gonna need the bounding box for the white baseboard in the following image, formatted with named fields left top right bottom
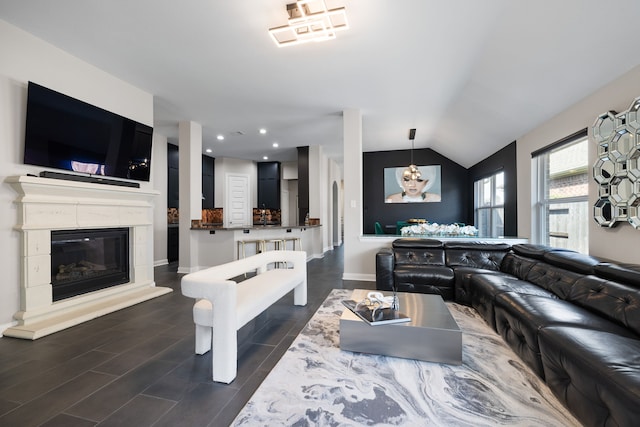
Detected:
left=342, top=273, right=375, bottom=281
left=154, top=259, right=169, bottom=267
left=0, top=320, right=17, bottom=338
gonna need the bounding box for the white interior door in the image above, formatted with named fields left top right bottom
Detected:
left=226, top=173, right=250, bottom=227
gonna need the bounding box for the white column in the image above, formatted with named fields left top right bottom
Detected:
left=152, top=132, right=169, bottom=266
left=342, top=109, right=363, bottom=279
left=178, top=121, right=203, bottom=273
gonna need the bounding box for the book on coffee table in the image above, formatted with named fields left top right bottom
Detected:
left=342, top=300, right=411, bottom=326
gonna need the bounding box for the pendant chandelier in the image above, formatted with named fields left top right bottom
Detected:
left=404, top=128, right=421, bottom=181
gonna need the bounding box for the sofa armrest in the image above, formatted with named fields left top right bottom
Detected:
left=376, top=248, right=395, bottom=291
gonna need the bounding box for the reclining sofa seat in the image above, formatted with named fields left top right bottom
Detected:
left=375, top=238, right=640, bottom=427
left=376, top=238, right=511, bottom=301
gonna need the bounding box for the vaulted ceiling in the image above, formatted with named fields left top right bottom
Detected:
left=2, top=0, right=640, bottom=167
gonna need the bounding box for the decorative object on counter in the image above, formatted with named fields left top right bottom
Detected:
left=592, top=96, right=640, bottom=229
left=202, top=207, right=223, bottom=225
left=308, top=218, right=320, bottom=225
left=167, top=207, right=179, bottom=224
left=253, top=208, right=281, bottom=225
left=401, top=222, right=478, bottom=237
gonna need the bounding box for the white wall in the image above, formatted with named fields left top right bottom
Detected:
left=152, top=133, right=168, bottom=266
left=308, top=146, right=342, bottom=255
left=517, top=64, right=640, bottom=264
left=0, top=20, right=154, bottom=332
left=214, top=157, right=258, bottom=210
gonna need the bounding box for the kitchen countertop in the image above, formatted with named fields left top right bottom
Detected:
left=190, top=224, right=321, bottom=231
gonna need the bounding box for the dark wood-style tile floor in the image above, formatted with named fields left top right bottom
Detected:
left=0, top=245, right=374, bottom=427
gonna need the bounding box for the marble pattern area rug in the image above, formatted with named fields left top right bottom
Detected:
left=232, top=289, right=581, bottom=426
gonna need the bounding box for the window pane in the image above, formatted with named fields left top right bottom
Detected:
left=546, top=200, right=589, bottom=253
left=477, top=208, right=491, bottom=237
left=492, top=207, right=504, bottom=237
left=482, top=178, right=491, bottom=206
left=534, top=135, right=589, bottom=253
left=474, top=171, right=505, bottom=237
left=548, top=140, right=588, bottom=200
left=495, top=172, right=504, bottom=206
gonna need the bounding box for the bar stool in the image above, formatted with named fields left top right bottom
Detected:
left=282, top=237, right=302, bottom=251
left=237, top=239, right=265, bottom=277
left=237, top=239, right=265, bottom=260
left=262, top=238, right=285, bottom=252
left=263, top=238, right=286, bottom=268
left=281, top=237, right=302, bottom=268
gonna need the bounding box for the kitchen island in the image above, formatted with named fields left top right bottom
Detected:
left=184, top=224, right=323, bottom=272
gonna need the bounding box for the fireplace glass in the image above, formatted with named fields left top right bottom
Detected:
left=51, top=228, right=130, bottom=301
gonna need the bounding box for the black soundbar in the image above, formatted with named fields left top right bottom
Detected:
left=39, top=171, right=140, bottom=188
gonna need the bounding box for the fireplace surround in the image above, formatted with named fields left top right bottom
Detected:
left=5, top=175, right=172, bottom=339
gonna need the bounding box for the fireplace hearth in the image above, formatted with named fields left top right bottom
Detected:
left=5, top=175, right=172, bottom=340
left=51, top=228, right=129, bottom=301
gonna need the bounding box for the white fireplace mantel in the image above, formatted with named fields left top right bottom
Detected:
left=4, top=175, right=172, bottom=339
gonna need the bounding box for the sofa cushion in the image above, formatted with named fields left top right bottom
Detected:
left=525, top=262, right=583, bottom=299
left=511, top=243, right=565, bottom=259
left=393, top=237, right=446, bottom=266
left=494, top=293, right=636, bottom=378
left=375, top=248, right=394, bottom=291
left=394, top=265, right=454, bottom=299
left=542, top=251, right=601, bottom=275
left=394, top=247, right=446, bottom=266
left=594, top=262, right=640, bottom=288
left=444, top=241, right=510, bottom=270
left=469, top=274, right=556, bottom=330
left=539, top=326, right=640, bottom=427
left=568, top=275, right=640, bottom=336
left=453, top=267, right=510, bottom=306
left=392, top=238, right=443, bottom=249
left=499, top=253, right=539, bottom=280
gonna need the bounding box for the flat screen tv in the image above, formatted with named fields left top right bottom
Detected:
left=24, top=81, right=153, bottom=182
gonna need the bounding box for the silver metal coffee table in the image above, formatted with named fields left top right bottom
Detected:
left=340, top=289, right=462, bottom=364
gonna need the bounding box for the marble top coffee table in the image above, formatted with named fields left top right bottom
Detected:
left=340, top=289, right=462, bottom=364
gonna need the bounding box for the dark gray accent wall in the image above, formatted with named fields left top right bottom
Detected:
left=363, top=148, right=470, bottom=234
left=297, top=146, right=309, bottom=225
left=468, top=141, right=517, bottom=236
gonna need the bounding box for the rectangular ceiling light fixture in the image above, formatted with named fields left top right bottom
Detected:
left=268, top=0, right=349, bottom=47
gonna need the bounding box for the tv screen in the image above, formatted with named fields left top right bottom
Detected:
left=24, top=82, right=153, bottom=182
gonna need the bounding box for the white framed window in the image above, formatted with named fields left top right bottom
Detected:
left=474, top=171, right=504, bottom=237
left=533, top=130, right=589, bottom=253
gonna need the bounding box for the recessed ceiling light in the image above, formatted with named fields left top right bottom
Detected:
left=259, top=128, right=267, bottom=134
left=217, top=134, right=224, bottom=141
left=205, top=148, right=212, bottom=153
left=272, top=142, right=279, bottom=148
left=263, top=156, right=269, bottom=160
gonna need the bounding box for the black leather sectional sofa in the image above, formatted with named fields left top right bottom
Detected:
left=376, top=238, right=640, bottom=427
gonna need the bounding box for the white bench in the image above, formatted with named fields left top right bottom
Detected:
left=181, top=250, right=307, bottom=383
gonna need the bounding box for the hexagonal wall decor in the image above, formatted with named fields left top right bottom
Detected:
left=593, top=99, right=640, bottom=229
left=593, top=197, right=616, bottom=227
left=628, top=147, right=640, bottom=180
left=628, top=205, right=640, bottom=228
left=610, top=128, right=637, bottom=162
left=593, top=111, right=617, bottom=143
left=626, top=97, right=640, bottom=131
left=593, top=156, right=615, bottom=184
